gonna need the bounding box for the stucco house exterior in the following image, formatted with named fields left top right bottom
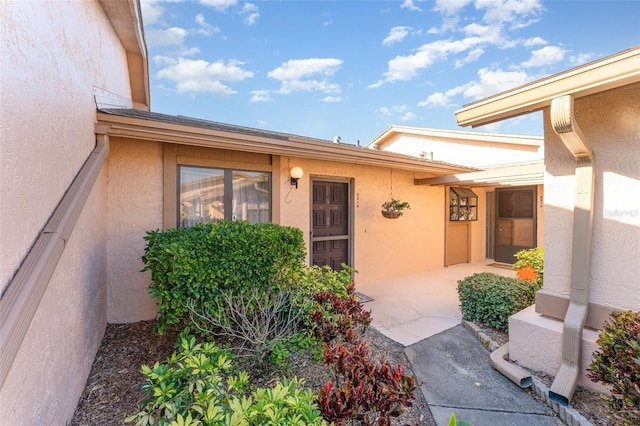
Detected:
left=368, top=126, right=545, bottom=266
left=455, top=47, right=640, bottom=402
left=3, top=0, right=636, bottom=422
left=1, top=1, right=478, bottom=422
left=0, top=1, right=149, bottom=423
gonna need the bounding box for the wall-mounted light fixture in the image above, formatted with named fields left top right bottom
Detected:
left=290, top=166, right=304, bottom=189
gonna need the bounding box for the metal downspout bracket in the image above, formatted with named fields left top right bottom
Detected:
left=548, top=95, right=595, bottom=406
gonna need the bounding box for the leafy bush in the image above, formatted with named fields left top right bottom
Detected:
left=125, top=331, right=327, bottom=426
left=142, top=221, right=306, bottom=333
left=587, top=310, right=640, bottom=425
left=457, top=272, right=539, bottom=331
left=513, top=247, right=544, bottom=288
left=319, top=340, right=417, bottom=426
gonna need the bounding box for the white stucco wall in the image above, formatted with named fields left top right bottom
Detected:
left=0, top=169, right=109, bottom=423
left=107, top=138, right=163, bottom=322
left=510, top=82, right=640, bottom=392
left=0, top=1, right=133, bottom=423
left=543, top=83, right=640, bottom=309
left=380, top=135, right=542, bottom=168
left=1, top=0, right=131, bottom=290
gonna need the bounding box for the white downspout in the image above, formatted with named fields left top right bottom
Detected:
left=548, top=94, right=595, bottom=406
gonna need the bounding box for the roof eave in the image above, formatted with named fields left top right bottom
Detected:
left=98, top=0, right=150, bottom=110
left=455, top=47, right=640, bottom=128
left=95, top=112, right=476, bottom=175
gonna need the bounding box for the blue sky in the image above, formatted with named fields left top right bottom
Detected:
left=141, top=0, right=640, bottom=145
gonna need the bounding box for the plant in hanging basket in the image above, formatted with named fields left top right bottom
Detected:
left=381, top=198, right=410, bottom=219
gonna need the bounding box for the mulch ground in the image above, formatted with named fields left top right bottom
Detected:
left=70, top=321, right=433, bottom=425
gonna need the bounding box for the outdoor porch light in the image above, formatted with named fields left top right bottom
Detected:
left=290, top=166, right=304, bottom=188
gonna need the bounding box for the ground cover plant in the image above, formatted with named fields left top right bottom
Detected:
left=457, top=272, right=540, bottom=331
left=587, top=309, right=640, bottom=425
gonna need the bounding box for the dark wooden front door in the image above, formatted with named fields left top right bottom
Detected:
left=311, top=181, right=350, bottom=271
left=495, top=187, right=537, bottom=264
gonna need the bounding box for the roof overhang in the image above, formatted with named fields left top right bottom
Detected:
left=415, top=161, right=544, bottom=187
left=369, top=124, right=542, bottom=151
left=96, top=110, right=475, bottom=176
left=98, top=0, right=149, bottom=110
left=455, top=47, right=640, bottom=128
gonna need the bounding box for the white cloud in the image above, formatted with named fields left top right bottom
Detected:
left=418, top=92, right=450, bottom=108
left=401, top=0, right=422, bottom=12
left=199, top=0, right=237, bottom=11
left=400, top=112, right=416, bottom=121
left=521, top=45, right=565, bottom=68
left=462, top=67, right=531, bottom=100
left=569, top=52, right=593, bottom=66
left=523, top=36, right=547, bottom=46
left=195, top=14, right=220, bottom=35
left=383, top=26, right=411, bottom=46
left=269, top=58, right=342, bottom=81
left=266, top=58, right=343, bottom=96
left=241, top=3, right=259, bottom=25
left=323, top=96, right=343, bottom=103
left=279, top=80, right=340, bottom=95
left=155, top=56, right=254, bottom=95
left=378, top=107, right=392, bottom=116
left=476, top=0, right=544, bottom=25
left=454, top=47, right=484, bottom=67
left=370, top=37, right=483, bottom=87
left=250, top=90, right=271, bottom=102
left=146, top=27, right=187, bottom=47
left=434, top=0, right=472, bottom=16
left=140, top=0, right=163, bottom=26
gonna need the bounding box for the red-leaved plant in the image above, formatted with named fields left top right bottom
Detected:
left=311, top=284, right=416, bottom=425
left=311, top=283, right=372, bottom=344
left=319, top=341, right=417, bottom=426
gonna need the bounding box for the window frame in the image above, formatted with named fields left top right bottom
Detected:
left=163, top=144, right=276, bottom=229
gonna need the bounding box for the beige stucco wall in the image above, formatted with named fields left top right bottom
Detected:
left=278, top=157, right=446, bottom=284
left=0, top=1, right=133, bottom=423
left=510, top=82, right=640, bottom=391
left=107, top=138, right=164, bottom=322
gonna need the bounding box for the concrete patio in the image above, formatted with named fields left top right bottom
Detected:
left=356, top=262, right=516, bottom=346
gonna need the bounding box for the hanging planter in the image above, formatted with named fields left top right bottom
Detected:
left=381, top=198, right=410, bottom=219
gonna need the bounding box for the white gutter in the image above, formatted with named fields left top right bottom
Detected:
left=0, top=134, right=109, bottom=388
left=548, top=95, right=595, bottom=406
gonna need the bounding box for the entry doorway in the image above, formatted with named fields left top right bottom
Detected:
left=311, top=180, right=351, bottom=270
left=494, top=187, right=537, bottom=264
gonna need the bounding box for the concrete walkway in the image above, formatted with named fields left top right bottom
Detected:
left=356, top=263, right=564, bottom=426
left=358, top=262, right=515, bottom=346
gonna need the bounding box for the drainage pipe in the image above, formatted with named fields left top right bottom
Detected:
left=0, top=134, right=110, bottom=388
left=490, top=343, right=532, bottom=388
left=548, top=94, right=595, bottom=406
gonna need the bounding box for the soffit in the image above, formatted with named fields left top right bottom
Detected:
left=415, top=162, right=544, bottom=187
left=369, top=124, right=542, bottom=151
left=455, top=47, right=640, bottom=127
left=96, top=109, right=476, bottom=175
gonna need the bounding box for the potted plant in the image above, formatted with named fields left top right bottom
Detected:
left=381, top=198, right=410, bottom=219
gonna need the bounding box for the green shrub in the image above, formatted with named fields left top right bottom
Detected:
left=125, top=332, right=327, bottom=426
left=587, top=310, right=640, bottom=425
left=142, top=221, right=306, bottom=333
left=513, top=247, right=544, bottom=288
left=457, top=272, right=538, bottom=331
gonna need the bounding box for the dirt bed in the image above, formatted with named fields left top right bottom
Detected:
left=70, top=321, right=433, bottom=425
